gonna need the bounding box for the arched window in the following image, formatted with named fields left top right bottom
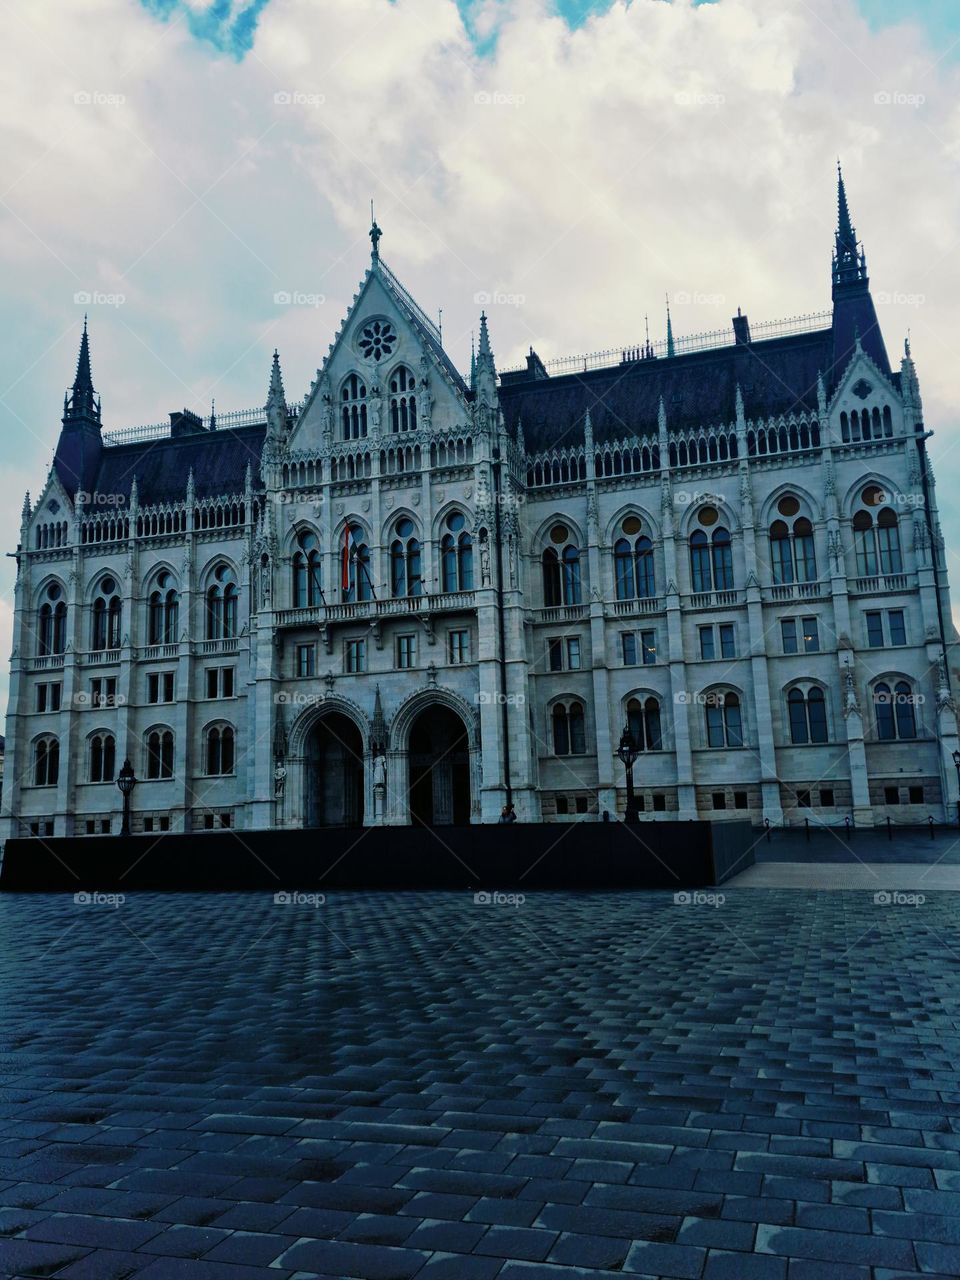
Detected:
left=768, top=497, right=817, bottom=585
left=91, top=577, right=122, bottom=651
left=148, top=571, right=179, bottom=644
left=146, top=729, right=174, bottom=780
left=205, top=725, right=235, bottom=776
left=552, top=701, right=586, bottom=756
left=89, top=732, right=116, bottom=783
left=787, top=687, right=828, bottom=745
left=390, top=518, right=423, bottom=598
left=38, top=583, right=67, bottom=656
left=292, top=530, right=322, bottom=607
left=626, top=696, right=663, bottom=751
left=541, top=524, right=581, bottom=605
left=705, top=691, right=743, bottom=748
left=874, top=681, right=918, bottom=741
left=343, top=525, right=372, bottom=602
left=853, top=487, right=902, bottom=578
left=613, top=517, right=656, bottom=600
left=712, top=527, right=733, bottom=590
left=440, top=511, right=473, bottom=593
left=34, top=736, right=59, bottom=786
left=689, top=507, right=734, bottom=593
left=206, top=565, right=238, bottom=639
left=389, top=366, right=418, bottom=433
left=341, top=373, right=367, bottom=440
left=689, top=530, right=711, bottom=594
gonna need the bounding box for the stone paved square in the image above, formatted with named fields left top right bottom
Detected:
left=1, top=884, right=960, bottom=1277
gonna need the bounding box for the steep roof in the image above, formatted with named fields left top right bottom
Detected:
left=94, top=425, right=264, bottom=506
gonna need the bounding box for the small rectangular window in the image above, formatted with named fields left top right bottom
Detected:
left=641, top=630, right=656, bottom=665
left=556, top=795, right=569, bottom=815
left=159, top=815, right=170, bottom=832
left=575, top=796, right=588, bottom=814
left=802, top=617, right=820, bottom=653
left=36, top=684, right=47, bottom=713
left=635, top=793, right=645, bottom=812
left=85, top=819, right=95, bottom=834
left=797, top=790, right=811, bottom=808
left=144, top=816, right=155, bottom=832
left=396, top=634, right=417, bottom=670
left=204, top=813, right=215, bottom=830
left=653, top=793, right=666, bottom=811
left=297, top=644, right=316, bottom=678
left=888, top=609, right=907, bottom=647
left=345, top=639, right=366, bottom=674
left=206, top=668, right=219, bottom=699
left=884, top=786, right=900, bottom=805
left=734, top=791, right=748, bottom=810
left=448, top=630, right=469, bottom=664
left=699, top=627, right=716, bottom=660
left=566, top=637, right=582, bottom=670
left=819, top=788, right=835, bottom=807
left=100, top=819, right=110, bottom=834
left=162, top=672, right=174, bottom=702
left=547, top=637, right=564, bottom=672
left=712, top=792, right=726, bottom=810
left=719, top=624, right=736, bottom=660
left=147, top=673, right=159, bottom=704
left=220, top=813, right=232, bottom=829
left=781, top=618, right=798, bottom=654
left=866, top=611, right=884, bottom=648
left=222, top=667, right=234, bottom=698
left=621, top=633, right=638, bottom=666
left=51, top=683, right=62, bottom=711
left=908, top=785, right=923, bottom=804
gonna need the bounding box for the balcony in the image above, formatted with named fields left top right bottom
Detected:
left=196, top=638, right=241, bottom=655
left=687, top=590, right=740, bottom=610
left=273, top=592, right=477, bottom=630
left=766, top=581, right=825, bottom=603
left=852, top=574, right=909, bottom=595
left=80, top=648, right=122, bottom=666
left=140, top=643, right=180, bottom=661
left=28, top=654, right=65, bottom=671
left=608, top=596, right=664, bottom=618
left=533, top=604, right=588, bottom=625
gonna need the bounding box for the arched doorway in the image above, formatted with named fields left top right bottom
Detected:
left=408, top=705, right=471, bottom=827
left=305, top=713, right=364, bottom=827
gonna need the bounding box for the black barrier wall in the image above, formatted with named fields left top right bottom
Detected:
left=0, top=821, right=754, bottom=892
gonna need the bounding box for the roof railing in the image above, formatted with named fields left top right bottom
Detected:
left=103, top=400, right=304, bottom=447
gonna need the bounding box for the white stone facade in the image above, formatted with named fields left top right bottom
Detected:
left=4, top=187, right=959, bottom=837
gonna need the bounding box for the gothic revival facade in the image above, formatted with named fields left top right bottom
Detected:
left=4, top=172, right=958, bottom=837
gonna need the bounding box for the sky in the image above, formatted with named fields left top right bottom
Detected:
left=1, top=0, right=959, bottom=715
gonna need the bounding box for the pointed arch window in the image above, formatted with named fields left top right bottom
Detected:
left=769, top=504, right=817, bottom=586
left=148, top=571, right=179, bottom=644
left=614, top=517, right=655, bottom=599
left=874, top=681, right=917, bottom=741
left=292, top=530, right=323, bottom=607
left=146, top=728, right=174, bottom=780
left=854, top=488, right=902, bottom=578
left=89, top=732, right=116, bottom=783
left=343, top=525, right=373, bottom=602
left=92, top=577, right=121, bottom=651
left=542, top=524, right=581, bottom=606
left=787, top=687, right=828, bottom=745
left=206, top=565, right=238, bottom=639
left=341, top=373, right=367, bottom=440
left=205, top=725, right=236, bottom=776
left=389, top=366, right=418, bottom=433
left=553, top=700, right=586, bottom=756
left=38, top=583, right=67, bottom=656
left=390, top=517, right=423, bottom=598
left=441, top=511, right=473, bottom=592
left=705, top=691, right=743, bottom=748
left=34, top=736, right=59, bottom=786
left=626, top=696, right=662, bottom=751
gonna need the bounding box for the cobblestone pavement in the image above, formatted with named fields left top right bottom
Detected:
left=1, top=887, right=960, bottom=1278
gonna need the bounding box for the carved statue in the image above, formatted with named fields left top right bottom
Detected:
left=274, top=763, right=287, bottom=798
left=479, top=536, right=492, bottom=587
left=373, top=753, right=387, bottom=790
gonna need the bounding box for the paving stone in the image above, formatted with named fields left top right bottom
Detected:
left=704, top=1250, right=787, bottom=1278
left=622, top=1238, right=708, bottom=1276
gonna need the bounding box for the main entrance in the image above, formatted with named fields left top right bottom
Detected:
left=304, top=713, right=364, bottom=827
left=408, top=705, right=471, bottom=827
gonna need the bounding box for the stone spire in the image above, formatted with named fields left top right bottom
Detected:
left=64, top=316, right=100, bottom=426
left=470, top=332, right=477, bottom=393
left=475, top=311, right=497, bottom=405
left=665, top=294, right=675, bottom=358
left=265, top=349, right=287, bottom=438
left=371, top=685, right=388, bottom=753
left=833, top=161, right=867, bottom=293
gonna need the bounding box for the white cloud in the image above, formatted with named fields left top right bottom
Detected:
left=0, top=0, right=959, bottom=713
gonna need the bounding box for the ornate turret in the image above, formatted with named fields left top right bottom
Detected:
left=833, top=162, right=867, bottom=294
left=665, top=294, right=676, bottom=358
left=475, top=311, right=497, bottom=406
left=265, top=349, right=287, bottom=439
left=54, top=317, right=103, bottom=498
left=830, top=164, right=890, bottom=379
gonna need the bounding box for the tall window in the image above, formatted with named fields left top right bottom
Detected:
left=205, top=725, right=235, bottom=776
left=146, top=729, right=175, bottom=780
left=34, top=736, right=59, bottom=786
left=613, top=516, right=656, bottom=600
left=440, top=511, right=473, bottom=593
left=292, top=529, right=323, bottom=607
left=874, top=681, right=918, bottom=741
left=206, top=565, right=238, bottom=639
left=853, top=487, right=902, bottom=577
left=705, top=692, right=743, bottom=748
left=787, top=687, right=828, bottom=745
left=542, top=524, right=582, bottom=606
left=343, top=526, right=372, bottom=602
left=626, top=696, right=662, bottom=751
left=389, top=365, right=418, bottom=433
left=38, top=583, right=67, bottom=656
left=341, top=373, right=367, bottom=440
left=390, top=518, right=423, bottom=598
left=689, top=509, right=734, bottom=593
left=552, top=700, right=586, bottom=756
left=768, top=496, right=817, bottom=585
left=89, top=732, right=116, bottom=783
left=148, top=571, right=180, bottom=645
left=91, top=577, right=122, bottom=651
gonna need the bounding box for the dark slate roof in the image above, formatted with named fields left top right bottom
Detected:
left=499, top=307, right=895, bottom=454
left=94, top=425, right=265, bottom=505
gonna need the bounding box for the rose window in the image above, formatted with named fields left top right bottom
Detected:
left=358, top=319, right=397, bottom=361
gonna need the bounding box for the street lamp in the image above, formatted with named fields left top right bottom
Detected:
left=117, top=758, right=137, bottom=837
left=952, top=749, right=960, bottom=828
left=617, top=725, right=640, bottom=824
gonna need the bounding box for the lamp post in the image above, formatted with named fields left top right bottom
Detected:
left=952, top=749, right=960, bottom=828
left=117, top=758, right=137, bottom=837
left=617, top=725, right=640, bottom=824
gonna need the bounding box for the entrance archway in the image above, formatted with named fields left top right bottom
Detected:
left=408, top=705, right=471, bottom=827
left=305, top=713, right=364, bottom=827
